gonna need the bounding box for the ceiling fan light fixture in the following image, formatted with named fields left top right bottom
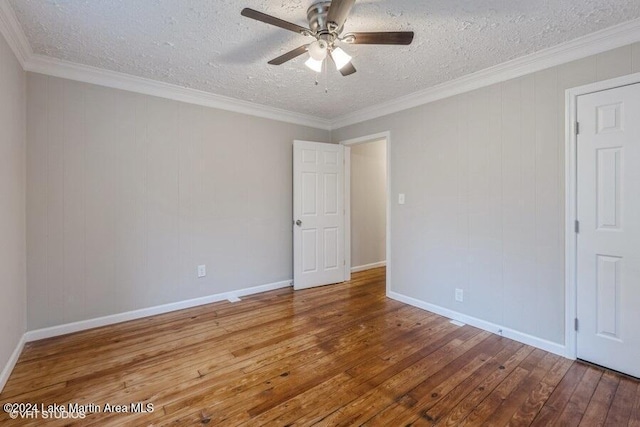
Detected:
left=331, top=46, right=352, bottom=70
left=308, top=40, right=328, bottom=61
left=305, top=56, right=324, bottom=73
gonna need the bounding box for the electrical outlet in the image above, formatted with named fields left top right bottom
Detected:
left=197, top=265, right=206, bottom=278
left=455, top=288, right=463, bottom=302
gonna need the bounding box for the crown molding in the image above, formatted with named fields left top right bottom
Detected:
left=0, top=1, right=331, bottom=131
left=0, top=0, right=31, bottom=67
left=23, top=54, right=333, bottom=130
left=331, top=17, right=640, bottom=130
left=3, top=0, right=640, bottom=132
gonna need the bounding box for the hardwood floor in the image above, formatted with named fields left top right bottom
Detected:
left=1, top=267, right=639, bottom=426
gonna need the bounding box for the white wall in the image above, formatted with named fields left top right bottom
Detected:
left=333, top=43, right=640, bottom=346
left=26, top=73, right=329, bottom=330
left=0, top=33, right=26, bottom=383
left=350, top=140, right=386, bottom=269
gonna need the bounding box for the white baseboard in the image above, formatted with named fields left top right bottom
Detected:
left=1, top=280, right=292, bottom=392
left=24, top=279, right=292, bottom=342
left=351, top=261, right=386, bottom=273
left=387, top=291, right=570, bottom=358
left=0, top=334, right=25, bottom=392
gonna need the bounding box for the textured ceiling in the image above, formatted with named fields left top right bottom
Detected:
left=9, top=0, right=640, bottom=119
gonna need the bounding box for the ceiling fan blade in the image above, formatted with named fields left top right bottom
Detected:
left=241, top=8, right=310, bottom=35
left=268, top=45, right=308, bottom=65
left=346, top=31, right=414, bottom=45
left=329, top=52, right=357, bottom=76
left=327, top=0, right=356, bottom=29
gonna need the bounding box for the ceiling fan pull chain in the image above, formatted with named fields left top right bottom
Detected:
left=324, top=58, right=329, bottom=94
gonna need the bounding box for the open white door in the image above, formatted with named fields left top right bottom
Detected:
left=293, top=141, right=345, bottom=290
left=576, top=83, right=640, bottom=377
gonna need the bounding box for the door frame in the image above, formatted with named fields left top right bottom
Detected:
left=564, top=71, right=640, bottom=359
left=340, top=131, right=391, bottom=293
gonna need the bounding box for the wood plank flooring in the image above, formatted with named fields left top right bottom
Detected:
left=1, top=267, right=638, bottom=426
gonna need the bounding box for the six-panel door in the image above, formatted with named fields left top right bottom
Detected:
left=577, top=83, right=640, bottom=378
left=293, top=141, right=345, bottom=290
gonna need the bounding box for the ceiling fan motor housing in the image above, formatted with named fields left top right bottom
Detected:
left=307, top=1, right=342, bottom=40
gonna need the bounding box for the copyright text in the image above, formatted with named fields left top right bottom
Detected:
left=2, top=402, right=154, bottom=420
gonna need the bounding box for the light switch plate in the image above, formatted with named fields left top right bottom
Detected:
left=197, top=265, right=206, bottom=278
left=398, top=193, right=405, bottom=205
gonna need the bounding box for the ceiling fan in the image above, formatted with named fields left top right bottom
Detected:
left=241, top=0, right=414, bottom=76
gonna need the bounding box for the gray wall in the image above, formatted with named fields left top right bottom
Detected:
left=0, top=34, right=26, bottom=375
left=333, top=43, right=640, bottom=345
left=26, top=73, right=329, bottom=330
left=350, top=140, right=386, bottom=268
left=15, top=38, right=640, bottom=344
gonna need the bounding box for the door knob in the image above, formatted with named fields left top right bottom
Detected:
left=295, top=219, right=302, bottom=227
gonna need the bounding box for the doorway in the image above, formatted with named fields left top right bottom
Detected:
left=342, top=132, right=390, bottom=287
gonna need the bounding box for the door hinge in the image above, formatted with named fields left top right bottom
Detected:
left=575, top=220, right=580, bottom=234
left=574, top=318, right=579, bottom=332
left=575, top=122, right=580, bottom=135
